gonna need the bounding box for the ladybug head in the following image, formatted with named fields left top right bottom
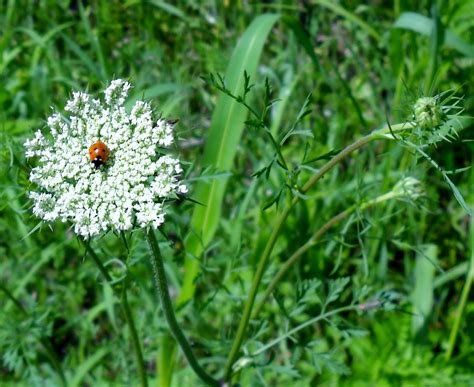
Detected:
left=92, top=157, right=104, bottom=169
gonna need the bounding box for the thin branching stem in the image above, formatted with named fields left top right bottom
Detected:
left=253, top=191, right=401, bottom=317
left=80, top=238, right=148, bottom=387
left=251, top=304, right=359, bottom=357
left=223, top=122, right=415, bottom=381
left=144, top=228, right=220, bottom=386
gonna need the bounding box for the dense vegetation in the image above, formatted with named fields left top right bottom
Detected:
left=1, top=1, right=473, bottom=385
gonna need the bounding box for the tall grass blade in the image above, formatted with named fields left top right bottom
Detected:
left=61, top=34, right=107, bottom=82
left=178, top=14, right=280, bottom=304
left=156, top=14, right=279, bottom=387
left=126, top=83, right=186, bottom=109
left=394, top=12, right=474, bottom=58
left=70, top=348, right=109, bottom=387
left=313, top=0, right=381, bottom=42
left=412, top=244, right=437, bottom=336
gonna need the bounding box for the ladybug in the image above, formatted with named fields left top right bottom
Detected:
left=88, top=141, right=110, bottom=169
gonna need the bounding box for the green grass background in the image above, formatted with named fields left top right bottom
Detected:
left=1, top=0, right=473, bottom=385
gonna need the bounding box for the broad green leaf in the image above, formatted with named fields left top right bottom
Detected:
left=178, top=14, right=280, bottom=304
left=394, top=12, right=474, bottom=58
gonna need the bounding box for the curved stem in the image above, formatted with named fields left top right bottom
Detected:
left=223, top=122, right=414, bottom=381
left=445, top=190, right=474, bottom=360
left=445, top=261, right=474, bottom=360
left=224, top=205, right=293, bottom=380
left=253, top=208, right=352, bottom=318
left=253, top=191, right=400, bottom=317
left=81, top=238, right=148, bottom=387
left=144, top=228, right=220, bottom=386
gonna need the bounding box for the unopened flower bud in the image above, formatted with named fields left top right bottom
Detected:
left=414, top=97, right=443, bottom=129
left=393, top=177, right=424, bottom=200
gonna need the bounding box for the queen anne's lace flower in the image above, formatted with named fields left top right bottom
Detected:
left=25, top=79, right=187, bottom=238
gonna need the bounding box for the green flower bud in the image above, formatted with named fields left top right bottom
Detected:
left=414, top=97, right=443, bottom=129
left=393, top=177, right=424, bottom=200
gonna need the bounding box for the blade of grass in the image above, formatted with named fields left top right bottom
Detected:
left=284, top=16, right=367, bottom=129
left=125, top=83, right=187, bottom=109
left=70, top=348, right=109, bottom=387
left=434, top=262, right=469, bottom=289
left=412, top=244, right=437, bottom=336
left=78, top=2, right=109, bottom=81
left=157, top=334, right=177, bottom=387
left=425, top=6, right=443, bottom=94
left=178, top=13, right=280, bottom=305
left=313, top=0, right=381, bottom=42
left=445, top=162, right=474, bottom=360
left=61, top=33, right=107, bottom=83
left=158, top=14, right=279, bottom=387
left=394, top=12, right=474, bottom=58
left=146, top=0, right=189, bottom=21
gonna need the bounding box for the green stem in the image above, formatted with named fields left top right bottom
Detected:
left=158, top=334, right=176, bottom=387
left=80, top=238, right=148, bottom=387
left=80, top=238, right=112, bottom=282
left=0, top=284, right=67, bottom=387
left=144, top=228, right=220, bottom=386
left=223, top=122, right=414, bottom=381
left=445, top=247, right=474, bottom=361
left=253, top=191, right=400, bottom=317
left=250, top=305, right=359, bottom=358
left=253, top=208, right=352, bottom=319
left=445, top=176, right=474, bottom=360
left=122, top=284, right=148, bottom=387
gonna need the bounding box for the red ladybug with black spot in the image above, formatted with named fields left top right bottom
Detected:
left=88, top=141, right=109, bottom=169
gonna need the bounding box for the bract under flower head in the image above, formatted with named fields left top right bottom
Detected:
left=25, top=79, right=187, bottom=238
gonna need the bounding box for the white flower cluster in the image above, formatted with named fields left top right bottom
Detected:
left=25, top=79, right=187, bottom=238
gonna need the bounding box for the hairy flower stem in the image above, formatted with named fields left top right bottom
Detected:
left=253, top=191, right=402, bottom=318
left=81, top=239, right=148, bottom=387
left=223, top=122, right=415, bottom=381
left=0, top=284, right=67, bottom=387
left=144, top=228, right=220, bottom=386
